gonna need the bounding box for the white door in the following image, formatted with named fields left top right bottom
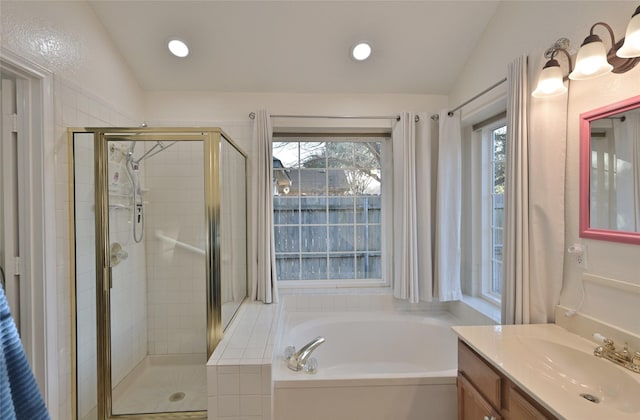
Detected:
left=0, top=76, right=25, bottom=331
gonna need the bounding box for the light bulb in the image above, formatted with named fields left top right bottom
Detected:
left=351, top=42, right=372, bottom=61
left=569, top=37, right=612, bottom=80
left=617, top=7, right=640, bottom=58
left=532, top=60, right=567, bottom=98
left=168, top=39, right=189, bottom=58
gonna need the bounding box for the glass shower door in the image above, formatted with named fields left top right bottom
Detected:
left=106, top=138, right=208, bottom=417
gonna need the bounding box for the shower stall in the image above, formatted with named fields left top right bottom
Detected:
left=70, top=128, right=247, bottom=419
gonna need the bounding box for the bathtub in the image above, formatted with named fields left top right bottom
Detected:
left=273, top=311, right=459, bottom=420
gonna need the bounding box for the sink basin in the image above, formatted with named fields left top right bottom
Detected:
left=513, top=336, right=640, bottom=415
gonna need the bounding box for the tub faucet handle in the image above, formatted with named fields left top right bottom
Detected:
left=284, top=345, right=296, bottom=359
left=287, top=336, right=325, bottom=372
left=304, top=358, right=318, bottom=374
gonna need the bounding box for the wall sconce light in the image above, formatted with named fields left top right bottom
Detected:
left=534, top=6, right=640, bottom=97
left=618, top=6, right=640, bottom=57
left=569, top=23, right=614, bottom=80
left=568, top=21, right=640, bottom=79
left=532, top=39, right=572, bottom=98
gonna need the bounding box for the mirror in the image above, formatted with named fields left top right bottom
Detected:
left=580, top=95, right=640, bottom=244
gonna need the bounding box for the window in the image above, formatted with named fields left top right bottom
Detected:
left=272, top=135, right=390, bottom=286
left=481, top=122, right=506, bottom=304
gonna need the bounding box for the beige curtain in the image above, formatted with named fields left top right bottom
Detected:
left=392, top=112, right=433, bottom=303
left=502, top=55, right=531, bottom=324
left=416, top=113, right=435, bottom=302
left=434, top=110, right=463, bottom=302
left=613, top=113, right=640, bottom=230
left=251, top=110, right=278, bottom=303
left=392, top=113, right=420, bottom=302
left=502, top=54, right=566, bottom=324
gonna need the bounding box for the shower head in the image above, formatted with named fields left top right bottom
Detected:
left=131, top=140, right=178, bottom=165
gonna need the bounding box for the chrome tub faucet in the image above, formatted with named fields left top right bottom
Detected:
left=286, top=336, right=325, bottom=373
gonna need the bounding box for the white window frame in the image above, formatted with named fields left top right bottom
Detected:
left=272, top=134, right=392, bottom=289
left=479, top=120, right=506, bottom=305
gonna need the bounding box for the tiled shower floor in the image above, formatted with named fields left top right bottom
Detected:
left=112, top=354, right=207, bottom=415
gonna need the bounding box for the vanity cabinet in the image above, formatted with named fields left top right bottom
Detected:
left=457, top=339, right=556, bottom=420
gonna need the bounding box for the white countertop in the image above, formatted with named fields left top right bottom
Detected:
left=453, top=323, right=640, bottom=420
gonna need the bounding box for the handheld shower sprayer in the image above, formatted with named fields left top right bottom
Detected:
left=125, top=141, right=144, bottom=243
left=122, top=139, right=177, bottom=244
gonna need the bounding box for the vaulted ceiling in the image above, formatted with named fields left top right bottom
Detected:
left=88, top=1, right=501, bottom=94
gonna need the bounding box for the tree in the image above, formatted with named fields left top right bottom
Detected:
left=302, top=142, right=381, bottom=194
left=493, top=127, right=506, bottom=194
left=274, top=141, right=382, bottom=195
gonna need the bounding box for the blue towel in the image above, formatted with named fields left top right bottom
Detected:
left=0, top=285, right=49, bottom=420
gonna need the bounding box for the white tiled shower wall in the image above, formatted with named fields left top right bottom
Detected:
left=56, top=76, right=142, bottom=419
left=144, top=141, right=207, bottom=355
left=207, top=302, right=278, bottom=420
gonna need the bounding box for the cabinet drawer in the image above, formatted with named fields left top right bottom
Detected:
left=458, top=340, right=501, bottom=410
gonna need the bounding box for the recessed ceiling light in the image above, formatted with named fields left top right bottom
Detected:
left=168, top=39, right=189, bottom=58
left=351, top=42, right=372, bottom=61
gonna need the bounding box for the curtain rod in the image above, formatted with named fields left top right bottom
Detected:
left=248, top=112, right=420, bottom=122
left=249, top=112, right=400, bottom=121
left=431, top=77, right=508, bottom=120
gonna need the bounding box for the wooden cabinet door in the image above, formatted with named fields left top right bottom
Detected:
left=458, top=374, right=502, bottom=420
left=507, top=386, right=553, bottom=420
left=458, top=341, right=502, bottom=408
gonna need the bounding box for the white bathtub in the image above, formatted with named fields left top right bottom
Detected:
left=273, top=311, right=459, bottom=420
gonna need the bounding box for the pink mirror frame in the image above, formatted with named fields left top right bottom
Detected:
left=579, top=94, right=640, bottom=245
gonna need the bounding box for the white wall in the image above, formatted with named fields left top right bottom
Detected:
left=451, top=2, right=640, bottom=332
left=143, top=91, right=449, bottom=159
left=562, top=67, right=640, bottom=334
left=145, top=92, right=448, bottom=121
left=1, top=1, right=144, bottom=119
left=143, top=90, right=449, bottom=163
left=2, top=1, right=144, bottom=418
left=449, top=2, right=633, bottom=111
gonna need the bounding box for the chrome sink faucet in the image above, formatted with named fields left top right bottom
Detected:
left=286, top=336, right=325, bottom=373
left=593, top=333, right=640, bottom=374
